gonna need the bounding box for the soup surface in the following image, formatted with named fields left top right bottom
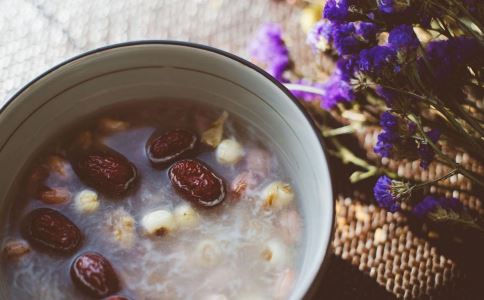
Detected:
left=1, top=101, right=303, bottom=300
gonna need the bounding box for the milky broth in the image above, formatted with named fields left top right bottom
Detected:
left=1, top=100, right=303, bottom=300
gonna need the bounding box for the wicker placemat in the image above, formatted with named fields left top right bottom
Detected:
left=1, top=1, right=483, bottom=299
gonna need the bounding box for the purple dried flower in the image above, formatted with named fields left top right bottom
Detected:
left=373, top=111, right=438, bottom=166
left=441, top=197, right=462, bottom=212
left=248, top=23, right=290, bottom=82
left=374, top=111, right=418, bottom=159
left=380, top=111, right=398, bottom=129
left=377, top=0, right=411, bottom=14
left=374, top=111, right=400, bottom=158
left=376, top=86, right=397, bottom=106
left=332, top=23, right=362, bottom=55
left=332, top=22, right=379, bottom=55
left=388, top=24, right=419, bottom=50
left=358, top=46, right=399, bottom=77
left=356, top=22, right=379, bottom=41
left=373, top=176, right=401, bottom=212
left=413, top=195, right=462, bottom=218
left=324, top=0, right=351, bottom=22
left=336, top=56, right=358, bottom=81
left=413, top=195, right=440, bottom=218
left=307, top=20, right=334, bottom=52
left=321, top=72, right=355, bottom=109
left=420, top=37, right=483, bottom=96
left=374, top=129, right=400, bottom=158
left=418, top=128, right=440, bottom=169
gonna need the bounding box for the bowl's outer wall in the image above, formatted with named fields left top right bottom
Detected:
left=0, top=42, right=334, bottom=300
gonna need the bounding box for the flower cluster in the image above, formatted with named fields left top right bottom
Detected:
left=248, top=1, right=483, bottom=230
left=374, top=177, right=475, bottom=230
left=419, top=37, right=483, bottom=98
left=373, top=175, right=409, bottom=212
left=247, top=23, right=290, bottom=82
left=374, top=111, right=441, bottom=169
left=413, top=195, right=462, bottom=218
left=412, top=194, right=482, bottom=231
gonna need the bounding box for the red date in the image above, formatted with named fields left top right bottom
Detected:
left=70, top=146, right=137, bottom=197
left=147, top=129, right=198, bottom=166
left=22, top=208, right=82, bottom=255
left=169, top=159, right=226, bottom=207
left=71, top=252, right=120, bottom=298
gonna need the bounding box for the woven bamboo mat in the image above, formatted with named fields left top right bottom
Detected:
left=1, top=0, right=483, bottom=299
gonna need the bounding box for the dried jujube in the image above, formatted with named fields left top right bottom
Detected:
left=71, top=252, right=120, bottom=298
left=169, top=159, right=226, bottom=207
left=70, top=146, right=138, bottom=197
left=21, top=208, right=82, bottom=255
left=146, top=129, right=198, bottom=166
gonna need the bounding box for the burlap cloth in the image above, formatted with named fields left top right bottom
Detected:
left=1, top=1, right=483, bottom=299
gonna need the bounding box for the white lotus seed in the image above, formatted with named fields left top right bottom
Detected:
left=215, top=139, right=244, bottom=165
left=261, top=239, right=289, bottom=267
left=261, top=181, right=295, bottom=209
left=74, top=190, right=99, bottom=213
left=174, top=204, right=199, bottom=229
left=141, top=210, right=177, bottom=236
left=194, top=239, right=222, bottom=267
left=106, top=208, right=136, bottom=249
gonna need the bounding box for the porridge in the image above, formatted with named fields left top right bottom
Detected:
left=1, top=101, right=303, bottom=300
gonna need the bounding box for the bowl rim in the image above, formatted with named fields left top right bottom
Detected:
left=0, top=40, right=335, bottom=298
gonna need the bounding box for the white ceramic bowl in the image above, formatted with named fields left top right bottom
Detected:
left=0, top=41, right=334, bottom=299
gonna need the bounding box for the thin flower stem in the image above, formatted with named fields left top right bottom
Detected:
left=408, top=113, right=484, bottom=188
left=463, top=98, right=484, bottom=113
left=322, top=124, right=357, bottom=137
left=405, top=58, right=484, bottom=143
left=458, top=220, right=484, bottom=233
left=329, top=137, right=372, bottom=169
left=412, top=169, right=458, bottom=190
left=433, top=105, right=484, bottom=154
left=444, top=0, right=484, bottom=33
left=425, top=27, right=450, bottom=38
left=454, top=103, right=484, bottom=138
left=350, top=169, right=379, bottom=183
left=430, top=211, right=484, bottom=233
left=326, top=135, right=397, bottom=180
left=284, top=83, right=326, bottom=96
left=375, top=84, right=484, bottom=156
left=430, top=1, right=483, bottom=42
left=375, top=84, right=426, bottom=101
left=430, top=94, right=484, bottom=143
left=408, top=67, right=484, bottom=145
left=434, top=19, right=454, bottom=38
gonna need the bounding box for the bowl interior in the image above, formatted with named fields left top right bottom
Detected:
left=0, top=43, right=333, bottom=299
